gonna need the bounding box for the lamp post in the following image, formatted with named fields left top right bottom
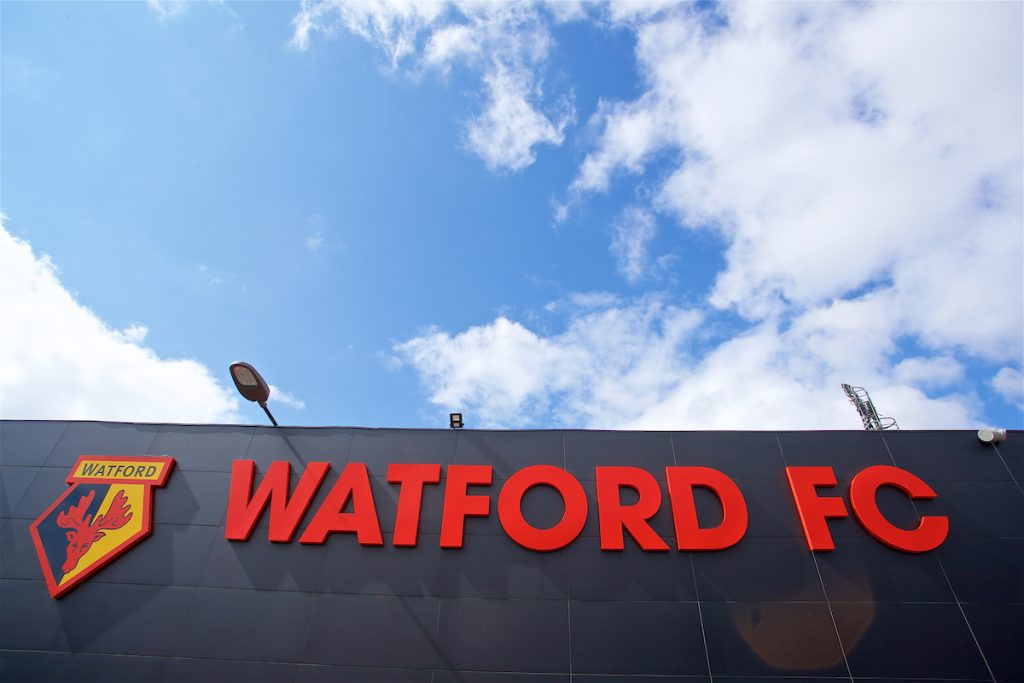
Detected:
left=229, top=361, right=278, bottom=427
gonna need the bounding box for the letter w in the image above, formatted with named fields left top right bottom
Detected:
left=225, top=460, right=330, bottom=543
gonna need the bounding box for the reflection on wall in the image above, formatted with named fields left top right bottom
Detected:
left=732, top=569, right=873, bottom=670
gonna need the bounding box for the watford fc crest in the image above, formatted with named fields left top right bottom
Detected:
left=29, top=455, right=175, bottom=598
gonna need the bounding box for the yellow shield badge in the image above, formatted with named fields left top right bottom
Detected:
left=29, top=455, right=175, bottom=598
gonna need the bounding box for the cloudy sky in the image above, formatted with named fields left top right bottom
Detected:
left=2, top=1, right=1021, bottom=431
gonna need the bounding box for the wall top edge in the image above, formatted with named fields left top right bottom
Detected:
left=1, top=418, right=1013, bottom=436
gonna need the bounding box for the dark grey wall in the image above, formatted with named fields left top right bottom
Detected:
left=1, top=420, right=1021, bottom=683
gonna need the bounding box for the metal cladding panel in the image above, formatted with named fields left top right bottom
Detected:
left=0, top=419, right=1021, bottom=683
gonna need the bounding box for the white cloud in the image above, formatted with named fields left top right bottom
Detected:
left=568, top=291, right=619, bottom=309
left=305, top=232, right=324, bottom=251
left=327, top=2, right=1021, bottom=430
left=290, top=0, right=446, bottom=60
left=610, top=206, right=657, bottom=284
left=396, top=292, right=980, bottom=430
left=466, top=64, right=571, bottom=172
left=114, top=324, right=149, bottom=345
left=424, top=23, right=481, bottom=69
left=304, top=214, right=330, bottom=251
left=569, top=94, right=674, bottom=196
left=0, top=223, right=239, bottom=423
left=269, top=385, right=306, bottom=410
left=568, top=2, right=1022, bottom=364
left=290, top=1, right=575, bottom=172
left=991, top=367, right=1023, bottom=409
left=395, top=296, right=703, bottom=427
left=147, top=0, right=187, bottom=21
left=511, top=1, right=1018, bottom=428
left=893, top=356, right=964, bottom=389
left=197, top=263, right=225, bottom=286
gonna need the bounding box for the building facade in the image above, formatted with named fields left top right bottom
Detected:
left=1, top=420, right=1021, bottom=682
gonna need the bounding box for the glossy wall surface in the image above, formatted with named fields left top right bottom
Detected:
left=1, top=420, right=1021, bottom=683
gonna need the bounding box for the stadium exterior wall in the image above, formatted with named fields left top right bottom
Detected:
left=0, top=419, right=1021, bottom=682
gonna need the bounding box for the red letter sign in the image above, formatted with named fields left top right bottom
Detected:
left=387, top=464, right=441, bottom=547
left=226, top=460, right=329, bottom=543
left=300, top=463, right=383, bottom=545
left=595, top=466, right=670, bottom=551
left=850, top=465, right=948, bottom=552
left=786, top=466, right=848, bottom=551
left=498, top=465, right=588, bottom=551
left=440, top=465, right=493, bottom=548
left=665, top=467, right=748, bottom=550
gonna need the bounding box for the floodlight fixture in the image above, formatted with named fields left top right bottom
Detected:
left=450, top=413, right=464, bottom=429
left=841, top=383, right=898, bottom=431
left=977, top=428, right=1007, bottom=444
left=229, top=361, right=278, bottom=427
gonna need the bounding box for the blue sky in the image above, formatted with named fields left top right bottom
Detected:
left=2, top=1, right=1022, bottom=431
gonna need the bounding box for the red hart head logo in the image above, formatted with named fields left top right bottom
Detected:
left=29, top=456, right=175, bottom=598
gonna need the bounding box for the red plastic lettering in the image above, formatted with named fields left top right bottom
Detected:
left=595, top=466, right=670, bottom=551
left=387, top=463, right=442, bottom=547
left=299, top=463, right=383, bottom=545
left=440, top=465, right=492, bottom=548
left=498, top=465, right=588, bottom=551
left=225, top=460, right=329, bottom=543
left=850, top=465, right=948, bottom=552
left=786, top=466, right=848, bottom=551
left=665, top=467, right=748, bottom=550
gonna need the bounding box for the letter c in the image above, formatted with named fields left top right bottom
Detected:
left=849, top=465, right=948, bottom=553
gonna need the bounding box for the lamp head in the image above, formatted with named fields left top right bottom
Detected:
left=229, top=361, right=271, bottom=404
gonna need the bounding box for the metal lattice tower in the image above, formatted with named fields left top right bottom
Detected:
left=841, top=383, right=899, bottom=431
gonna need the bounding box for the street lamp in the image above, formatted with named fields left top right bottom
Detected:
left=229, top=361, right=278, bottom=427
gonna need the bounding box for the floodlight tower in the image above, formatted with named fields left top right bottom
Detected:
left=841, top=383, right=898, bottom=431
